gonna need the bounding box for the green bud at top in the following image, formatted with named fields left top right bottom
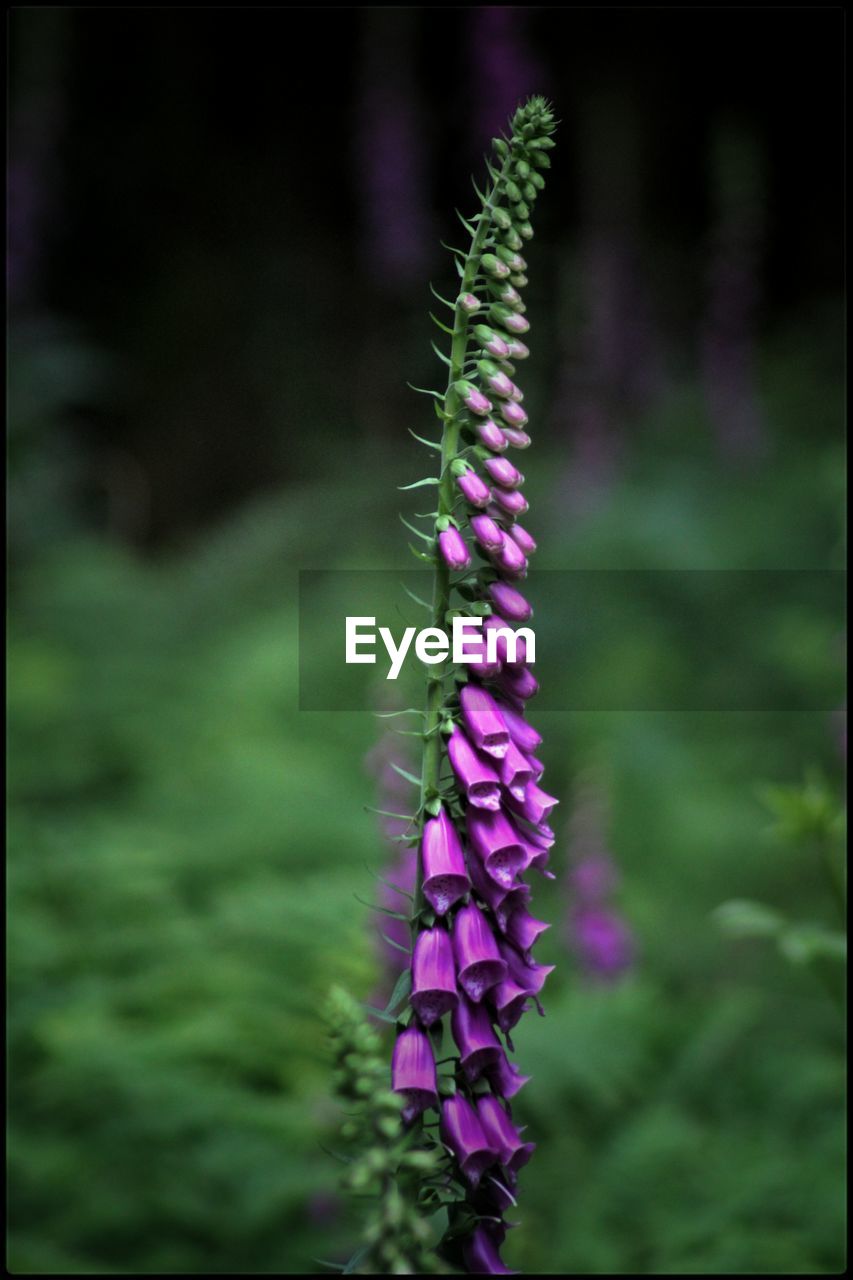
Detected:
left=493, top=138, right=509, bottom=157
left=514, top=201, right=530, bottom=221
left=531, top=136, right=556, bottom=149
left=518, top=222, right=534, bottom=240
left=530, top=171, right=546, bottom=190
left=502, top=227, right=523, bottom=251
left=492, top=207, right=512, bottom=231
left=530, top=150, right=551, bottom=168
left=523, top=182, right=537, bottom=203
left=505, top=180, right=523, bottom=204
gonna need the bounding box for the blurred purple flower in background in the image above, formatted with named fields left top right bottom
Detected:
left=353, top=10, right=433, bottom=291
left=701, top=120, right=768, bottom=461
left=467, top=7, right=547, bottom=158
left=565, top=770, right=635, bottom=982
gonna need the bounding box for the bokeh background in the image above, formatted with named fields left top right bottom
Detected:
left=7, top=6, right=846, bottom=1274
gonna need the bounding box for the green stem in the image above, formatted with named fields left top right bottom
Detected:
left=413, top=158, right=511, bottom=922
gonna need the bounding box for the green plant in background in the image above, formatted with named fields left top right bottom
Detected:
left=714, top=768, right=846, bottom=1004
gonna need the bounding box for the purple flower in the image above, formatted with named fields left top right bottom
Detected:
left=457, top=380, right=493, bottom=416
left=468, top=853, right=531, bottom=932
left=438, top=526, right=471, bottom=570
left=467, top=807, right=526, bottom=888
left=477, top=419, right=509, bottom=452
left=483, top=614, right=529, bottom=666
left=507, top=780, right=559, bottom=826
left=507, top=523, right=537, bottom=556
left=494, top=532, right=527, bottom=580
left=500, top=741, right=535, bottom=801
left=460, top=684, right=510, bottom=759
left=453, top=901, right=507, bottom=1001
left=459, top=292, right=482, bottom=314
left=440, top=1094, right=498, bottom=1187
left=448, top=728, right=502, bottom=811
left=492, top=487, right=530, bottom=518
left=451, top=995, right=502, bottom=1081
left=392, top=1026, right=438, bottom=1124
left=470, top=513, right=505, bottom=553
left=571, top=906, right=634, bottom=980
left=476, top=1095, right=535, bottom=1175
left=501, top=427, right=532, bottom=449
left=506, top=338, right=530, bottom=361
left=496, top=701, right=542, bottom=753
left=497, top=666, right=539, bottom=702
left=421, top=806, right=470, bottom=914
left=488, top=582, right=532, bottom=622
left=411, top=927, right=458, bottom=1026
left=487, top=1049, right=531, bottom=1099
left=457, top=470, right=492, bottom=508
left=484, top=457, right=523, bottom=488
left=463, top=1225, right=518, bottom=1275
left=499, top=399, right=529, bottom=428
left=505, top=907, right=550, bottom=959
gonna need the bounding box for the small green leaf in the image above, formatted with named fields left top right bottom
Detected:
left=713, top=899, right=785, bottom=939
left=398, top=476, right=440, bottom=491
left=390, top=763, right=423, bottom=788
left=383, top=967, right=413, bottom=1017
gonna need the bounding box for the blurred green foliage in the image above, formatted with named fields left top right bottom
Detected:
left=7, top=319, right=846, bottom=1274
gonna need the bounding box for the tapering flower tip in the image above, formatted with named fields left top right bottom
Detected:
left=506, top=338, right=530, bottom=360
left=492, top=486, right=530, bottom=518
left=440, top=1095, right=498, bottom=1188
left=497, top=702, right=542, bottom=753
left=495, top=533, right=527, bottom=581
left=484, top=369, right=514, bottom=399
left=509, top=383, right=524, bottom=403
left=453, top=901, right=507, bottom=1001
left=476, top=419, right=508, bottom=453
left=496, top=246, right=527, bottom=273
left=481, top=252, right=512, bottom=280
left=460, top=684, right=510, bottom=760
left=506, top=907, right=551, bottom=958
left=459, top=292, right=482, bottom=314
left=463, top=1225, right=519, bottom=1276
left=483, top=614, right=528, bottom=667
left=468, top=807, right=526, bottom=889
left=494, top=282, right=524, bottom=311
left=484, top=457, right=523, bottom=489
left=501, top=939, right=555, bottom=995
left=513, top=780, right=559, bottom=825
left=470, top=513, right=505, bottom=553
left=447, top=728, right=501, bottom=812
left=524, top=751, right=545, bottom=780
left=507, top=523, right=537, bottom=556
left=488, top=582, right=532, bottom=623
left=392, top=1026, right=438, bottom=1125
left=499, top=399, right=529, bottom=428
left=421, top=807, right=470, bottom=915
left=411, top=927, right=458, bottom=1026
left=456, top=380, right=493, bottom=417
left=488, top=1049, right=531, bottom=1099
left=474, top=325, right=510, bottom=359
left=457, top=469, right=492, bottom=508
left=438, top=526, right=471, bottom=571
left=501, top=427, right=532, bottom=449
left=500, top=741, right=535, bottom=801
left=451, top=995, right=502, bottom=1081
left=491, top=975, right=530, bottom=1032
left=498, top=665, right=539, bottom=702
left=476, top=1095, right=536, bottom=1175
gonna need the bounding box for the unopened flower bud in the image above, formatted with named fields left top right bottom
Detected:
left=458, top=292, right=481, bottom=314
left=492, top=486, right=529, bottom=517
left=500, top=399, right=529, bottom=428
left=484, top=456, right=523, bottom=488
left=456, top=470, right=492, bottom=508
left=470, top=513, right=504, bottom=553
left=500, top=426, right=532, bottom=449
left=481, top=253, right=511, bottom=280
left=505, top=179, right=522, bottom=203
left=455, top=380, right=493, bottom=416
left=439, top=527, right=471, bottom=571
left=506, top=339, right=530, bottom=360
left=492, top=206, right=512, bottom=230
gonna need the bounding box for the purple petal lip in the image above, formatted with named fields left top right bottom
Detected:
left=500, top=940, right=555, bottom=996
left=491, top=977, right=530, bottom=1032
left=411, top=927, right=458, bottom=1026
left=392, top=1026, right=438, bottom=1124
left=487, top=1049, right=531, bottom=1099
left=492, top=486, right=529, bottom=517
left=489, top=582, right=532, bottom=622
left=467, top=807, right=526, bottom=888
left=468, top=854, right=531, bottom=932
left=440, top=1094, right=498, bottom=1187
left=453, top=901, right=507, bottom=1001
left=476, top=1094, right=536, bottom=1174
left=524, top=752, right=545, bottom=779
left=463, top=1225, right=518, bottom=1275
left=501, top=744, right=535, bottom=802
left=498, top=667, right=539, bottom=701
left=451, top=995, right=502, bottom=1081
left=506, top=907, right=550, bottom=957
left=470, top=513, right=505, bottom=553
left=457, top=471, right=492, bottom=508
left=460, top=684, right=511, bottom=759
left=421, top=807, right=470, bottom=915
left=448, top=728, right=502, bottom=811
left=507, top=780, right=558, bottom=825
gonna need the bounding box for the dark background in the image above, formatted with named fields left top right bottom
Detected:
left=8, top=6, right=846, bottom=1276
